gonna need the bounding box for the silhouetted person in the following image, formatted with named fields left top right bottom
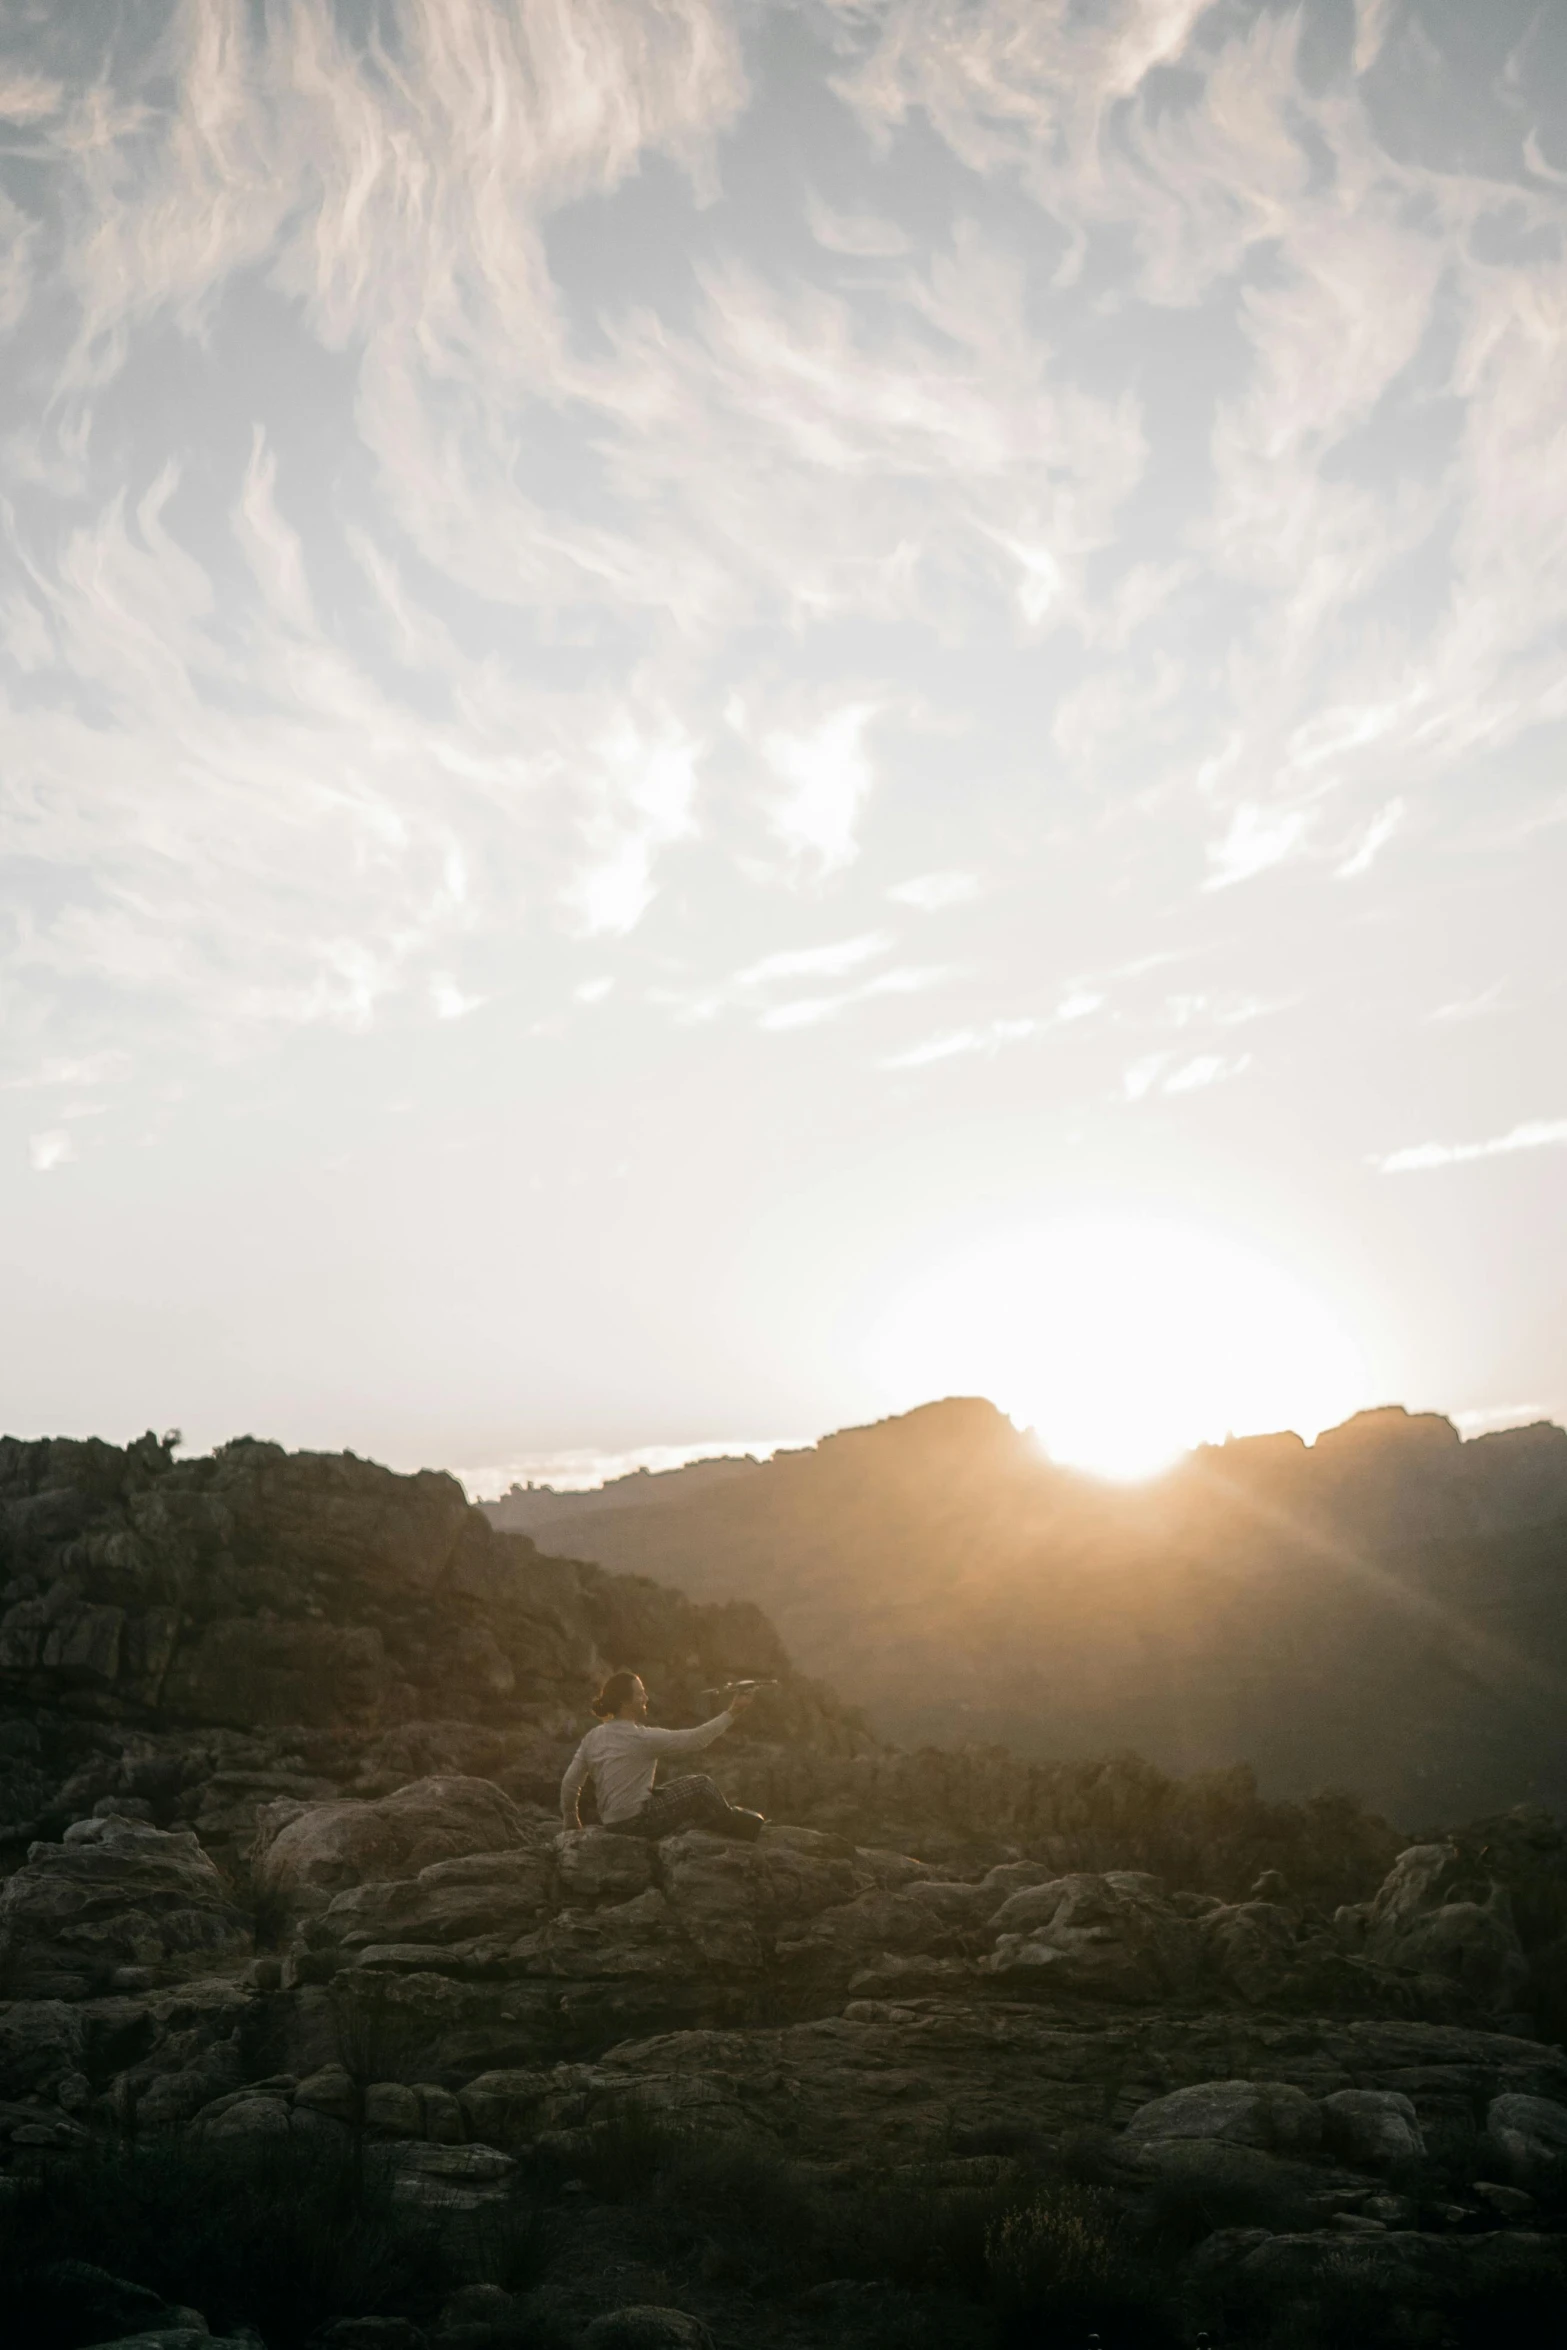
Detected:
left=560, top=1669, right=766, bottom=1842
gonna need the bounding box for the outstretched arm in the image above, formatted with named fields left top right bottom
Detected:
left=640, top=1705, right=737, bottom=1753
left=640, top=1689, right=753, bottom=1753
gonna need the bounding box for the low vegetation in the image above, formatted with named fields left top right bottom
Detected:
left=0, top=2134, right=545, bottom=2350
left=5, top=2108, right=1565, bottom=2350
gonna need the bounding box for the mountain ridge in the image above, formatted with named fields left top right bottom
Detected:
left=483, top=1399, right=1567, bottom=1824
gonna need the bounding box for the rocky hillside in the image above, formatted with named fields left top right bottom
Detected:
left=3, top=1431, right=1567, bottom=2349
left=487, top=1399, right=1567, bottom=1823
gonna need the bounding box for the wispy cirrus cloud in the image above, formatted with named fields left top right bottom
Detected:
left=758, top=963, right=950, bottom=1033
left=0, top=0, right=753, bottom=1079
left=881, top=1016, right=1037, bottom=1070
left=18, top=0, right=1542, bottom=1089
left=650, top=929, right=905, bottom=1028
left=732, top=934, right=891, bottom=988
left=1163, top=1051, right=1250, bottom=1095
left=1375, top=1119, right=1567, bottom=1175
left=884, top=984, right=1101, bottom=1071
left=1123, top=1049, right=1251, bottom=1102
left=1337, top=799, right=1406, bottom=880
left=1203, top=806, right=1311, bottom=891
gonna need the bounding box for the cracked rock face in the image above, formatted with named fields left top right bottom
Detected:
left=1123, top=2078, right=1324, bottom=2155
left=316, top=1847, right=557, bottom=1954
left=983, top=1869, right=1205, bottom=2000
left=1488, top=2090, right=1567, bottom=2192
left=254, top=1777, right=533, bottom=1918
left=1360, top=1842, right=1534, bottom=2012
left=0, top=1433, right=825, bottom=1751
left=0, top=1818, right=250, bottom=2001
left=257, top=1809, right=1506, bottom=2044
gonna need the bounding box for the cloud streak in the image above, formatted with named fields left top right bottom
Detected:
left=1376, top=1120, right=1567, bottom=1175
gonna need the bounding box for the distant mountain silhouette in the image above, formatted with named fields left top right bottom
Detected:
left=483, top=1400, right=1567, bottom=1824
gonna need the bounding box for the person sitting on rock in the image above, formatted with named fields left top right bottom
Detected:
left=560, top=1670, right=766, bottom=1843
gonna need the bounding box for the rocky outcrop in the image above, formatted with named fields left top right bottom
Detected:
left=234, top=1812, right=1507, bottom=2060
left=2, top=1429, right=1566, bottom=2347
left=1122, top=2078, right=1325, bottom=2156
left=253, top=1777, right=532, bottom=1919
left=1320, top=2086, right=1425, bottom=2167
left=5, top=1796, right=1562, bottom=2157
left=0, top=1817, right=249, bottom=2001
left=458, top=1999, right=1567, bottom=2176
left=1334, top=1805, right=1567, bottom=2039
left=1357, top=1842, right=1530, bottom=2009
left=305, top=1845, right=557, bottom=1959
left=0, top=1433, right=837, bottom=1748
left=983, top=1869, right=1205, bottom=2000
left=1190, top=2222, right=1567, bottom=2330
left=1488, top=2090, right=1567, bottom=2193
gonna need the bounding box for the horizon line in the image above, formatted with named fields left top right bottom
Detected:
left=450, top=1394, right=1561, bottom=1504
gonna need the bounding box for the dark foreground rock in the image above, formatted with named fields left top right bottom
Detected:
left=537, top=2000, right=1567, bottom=2164
left=583, top=2311, right=714, bottom=2350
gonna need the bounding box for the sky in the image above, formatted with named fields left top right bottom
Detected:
left=2, top=0, right=1566, bottom=1490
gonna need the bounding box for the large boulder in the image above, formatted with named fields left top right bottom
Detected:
left=94, top=1975, right=252, bottom=2130
left=191, top=2089, right=296, bottom=2141
left=512, top=1889, right=689, bottom=1979
left=1123, top=2079, right=1323, bottom=2157
left=982, top=1871, right=1204, bottom=2000
left=1486, top=2092, right=1567, bottom=2193
left=458, top=2067, right=560, bottom=2146
left=750, top=1833, right=860, bottom=1929
left=318, top=1847, right=555, bottom=1952
left=387, top=2138, right=517, bottom=2212
left=1360, top=1843, right=1531, bottom=2013
left=779, top=1878, right=987, bottom=1973
left=253, top=1776, right=528, bottom=1917
left=1201, top=1900, right=1301, bottom=2004
left=0, top=1818, right=249, bottom=1999
left=555, top=1830, right=656, bottom=1903
left=1321, top=2087, right=1425, bottom=2168
left=658, top=1833, right=769, bottom=1971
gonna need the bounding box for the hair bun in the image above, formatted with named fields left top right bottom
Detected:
left=592, top=1667, right=639, bottom=1717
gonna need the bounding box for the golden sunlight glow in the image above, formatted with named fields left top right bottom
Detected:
left=866, top=1218, right=1372, bottom=1479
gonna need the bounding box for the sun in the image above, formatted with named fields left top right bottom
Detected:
left=865, top=1218, right=1372, bottom=1479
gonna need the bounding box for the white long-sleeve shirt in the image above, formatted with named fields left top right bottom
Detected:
left=560, top=1710, right=735, bottom=1828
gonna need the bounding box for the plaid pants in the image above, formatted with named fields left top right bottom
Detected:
left=610, top=1773, right=762, bottom=1841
